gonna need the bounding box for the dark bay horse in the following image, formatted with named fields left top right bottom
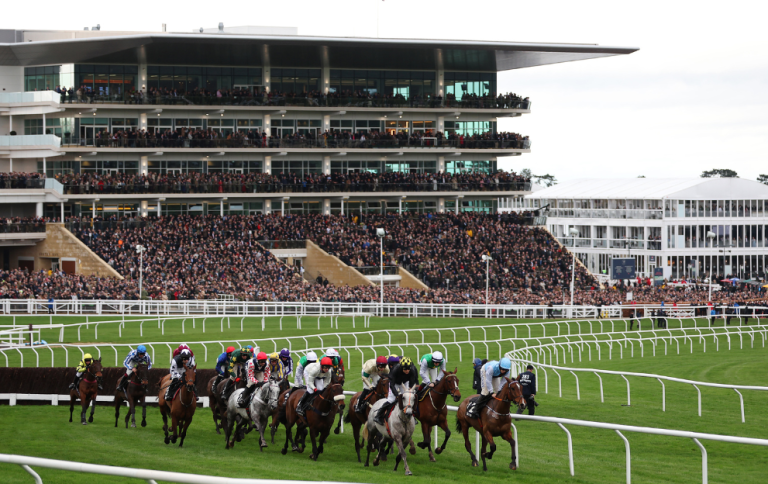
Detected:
left=332, top=370, right=345, bottom=435
left=207, top=374, right=245, bottom=435
left=115, top=361, right=149, bottom=428
left=415, top=369, right=461, bottom=461
left=280, top=375, right=346, bottom=461
left=455, top=378, right=526, bottom=471
left=344, top=375, right=390, bottom=463
left=69, top=357, right=103, bottom=425
left=158, top=366, right=197, bottom=447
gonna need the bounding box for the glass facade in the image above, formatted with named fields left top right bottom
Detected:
left=24, top=118, right=75, bottom=136
left=147, top=66, right=262, bottom=93
left=444, top=120, right=497, bottom=137
left=270, top=69, right=321, bottom=93
left=330, top=120, right=382, bottom=133
left=446, top=160, right=497, bottom=174
left=24, top=66, right=70, bottom=91
left=270, top=160, right=322, bottom=176
left=75, top=65, right=138, bottom=96
left=329, top=70, right=435, bottom=98
left=444, top=72, right=497, bottom=100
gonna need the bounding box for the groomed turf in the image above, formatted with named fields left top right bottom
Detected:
left=1, top=315, right=767, bottom=483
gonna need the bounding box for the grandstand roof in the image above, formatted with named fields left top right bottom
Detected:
left=525, top=178, right=768, bottom=200
left=0, top=30, right=637, bottom=70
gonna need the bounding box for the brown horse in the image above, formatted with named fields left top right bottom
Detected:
left=158, top=366, right=197, bottom=447
left=331, top=369, right=346, bottom=435
left=268, top=376, right=291, bottom=443
left=69, top=357, right=103, bottom=425
left=115, top=361, right=149, bottom=428
left=279, top=375, right=346, bottom=461
left=344, top=375, right=391, bottom=462
left=455, top=378, right=526, bottom=471
left=415, top=369, right=461, bottom=461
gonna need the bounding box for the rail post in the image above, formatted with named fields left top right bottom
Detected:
left=557, top=423, right=574, bottom=477
left=734, top=389, right=745, bottom=423
left=692, top=438, right=707, bottom=484
left=615, top=430, right=631, bottom=484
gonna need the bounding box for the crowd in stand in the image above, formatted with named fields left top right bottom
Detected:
left=56, top=170, right=530, bottom=194
left=64, top=127, right=529, bottom=150
left=0, top=172, right=45, bottom=189
left=0, top=212, right=762, bottom=305
left=54, top=85, right=529, bottom=109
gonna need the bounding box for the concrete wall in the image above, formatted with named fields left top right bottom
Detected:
left=0, top=66, right=23, bottom=99
left=303, top=240, right=373, bottom=287
left=398, top=266, right=429, bottom=290
left=9, top=223, right=123, bottom=278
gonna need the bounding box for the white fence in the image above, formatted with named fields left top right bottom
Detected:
left=7, top=299, right=761, bottom=320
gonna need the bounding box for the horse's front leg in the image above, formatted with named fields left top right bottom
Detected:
left=418, top=420, right=435, bottom=461
left=334, top=411, right=343, bottom=435
left=257, top=416, right=268, bottom=449
left=125, top=394, right=134, bottom=428
left=308, top=427, right=319, bottom=460
left=141, top=400, right=147, bottom=427
left=88, top=396, right=96, bottom=423
left=502, top=429, right=517, bottom=470
left=114, top=398, right=121, bottom=428
left=394, top=434, right=412, bottom=476
left=436, top=415, right=451, bottom=454
left=179, top=413, right=193, bottom=448
left=459, top=418, right=478, bottom=467
left=170, top=413, right=179, bottom=444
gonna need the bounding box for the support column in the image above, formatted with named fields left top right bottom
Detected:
left=8, top=158, right=11, bottom=172
left=42, top=113, right=46, bottom=135
left=140, top=200, right=148, bottom=217
left=139, top=60, right=148, bottom=92
left=340, top=198, right=345, bottom=216
left=60, top=202, right=64, bottom=223
left=435, top=48, right=445, bottom=100
left=264, top=155, right=272, bottom=175
left=157, top=200, right=161, bottom=216
left=323, top=114, right=331, bottom=133
left=398, top=198, right=403, bottom=215
left=455, top=197, right=460, bottom=214
left=42, top=157, right=47, bottom=176
left=35, top=202, right=43, bottom=218
left=281, top=199, right=285, bottom=216
left=323, top=198, right=331, bottom=216
left=263, top=45, right=271, bottom=93
left=438, top=198, right=445, bottom=213
left=263, top=114, right=271, bottom=139
left=264, top=199, right=272, bottom=214
left=139, top=113, right=148, bottom=134
left=8, top=114, right=12, bottom=134
left=220, top=201, right=224, bottom=216
left=91, top=200, right=96, bottom=218
left=323, top=155, right=331, bottom=175
left=437, top=116, right=445, bottom=137
left=140, top=155, right=148, bottom=175
left=437, top=156, right=445, bottom=173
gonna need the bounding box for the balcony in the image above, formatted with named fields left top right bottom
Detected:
left=54, top=92, right=531, bottom=112
left=559, top=238, right=661, bottom=251
left=0, top=222, right=48, bottom=246
left=61, top=137, right=529, bottom=153
left=0, top=135, right=62, bottom=159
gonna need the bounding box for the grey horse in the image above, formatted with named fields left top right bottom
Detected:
left=365, top=390, right=416, bottom=476
left=224, top=381, right=281, bottom=450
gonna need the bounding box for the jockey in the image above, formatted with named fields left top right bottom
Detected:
left=237, top=351, right=270, bottom=408
left=69, top=353, right=101, bottom=390
left=293, top=351, right=318, bottom=389
left=279, top=348, right=293, bottom=378
left=418, top=351, right=445, bottom=392
left=321, top=348, right=345, bottom=374
left=387, top=354, right=401, bottom=372
left=220, top=346, right=253, bottom=402
left=212, top=346, right=236, bottom=391
left=268, top=352, right=286, bottom=380
left=296, top=356, right=333, bottom=416
left=356, top=356, right=389, bottom=413
left=375, top=356, right=417, bottom=424
left=165, top=349, right=193, bottom=401
left=467, top=358, right=511, bottom=418
left=118, top=345, right=152, bottom=393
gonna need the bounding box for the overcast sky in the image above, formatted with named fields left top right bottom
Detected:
left=4, top=0, right=767, bottom=183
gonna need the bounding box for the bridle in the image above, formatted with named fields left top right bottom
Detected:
left=398, top=390, right=415, bottom=421
left=178, top=369, right=196, bottom=408
left=131, top=363, right=149, bottom=390
left=83, top=363, right=102, bottom=383
left=374, top=376, right=390, bottom=399
left=492, top=380, right=525, bottom=407
left=427, top=374, right=460, bottom=409
left=312, top=383, right=344, bottom=416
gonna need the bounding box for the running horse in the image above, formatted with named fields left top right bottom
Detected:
left=344, top=374, right=391, bottom=462
left=280, top=373, right=346, bottom=461
left=415, top=369, right=461, bottom=461
left=69, top=357, right=103, bottom=425
left=206, top=370, right=246, bottom=435
left=268, top=376, right=291, bottom=444
left=158, top=366, right=197, bottom=447
left=331, top=369, right=345, bottom=435
left=114, top=361, right=149, bottom=428
left=455, top=377, right=526, bottom=471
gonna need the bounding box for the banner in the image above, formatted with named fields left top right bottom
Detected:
left=611, top=258, right=636, bottom=280
left=653, top=267, right=664, bottom=286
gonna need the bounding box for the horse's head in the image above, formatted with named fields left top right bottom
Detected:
left=326, top=382, right=346, bottom=410
left=375, top=375, right=390, bottom=398
left=503, top=377, right=526, bottom=409
left=278, top=375, right=290, bottom=394
left=399, top=390, right=415, bottom=418
left=137, top=362, right=150, bottom=391
left=267, top=380, right=281, bottom=410
left=184, top=366, right=197, bottom=393
left=332, top=369, right=345, bottom=386
left=89, top=357, right=103, bottom=383
left=441, top=368, right=461, bottom=403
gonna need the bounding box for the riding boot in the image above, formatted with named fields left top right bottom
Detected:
left=469, top=393, right=492, bottom=418
left=97, top=379, right=104, bottom=391
left=296, top=391, right=311, bottom=416
left=69, top=374, right=80, bottom=390
left=238, top=385, right=256, bottom=408
left=165, top=378, right=179, bottom=401
left=221, top=379, right=233, bottom=402
left=357, top=388, right=370, bottom=413
left=374, top=402, right=391, bottom=424
left=212, top=374, right=223, bottom=394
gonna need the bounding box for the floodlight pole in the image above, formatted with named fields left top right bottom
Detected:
left=485, top=257, right=490, bottom=307
left=380, top=235, right=384, bottom=307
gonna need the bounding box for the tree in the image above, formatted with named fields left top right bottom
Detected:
left=519, top=168, right=533, bottom=179
left=533, top=174, right=558, bottom=187
left=757, top=174, right=768, bottom=185
left=701, top=169, right=738, bottom=178
left=638, top=175, right=646, bottom=178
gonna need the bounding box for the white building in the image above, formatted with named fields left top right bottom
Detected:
left=525, top=178, right=768, bottom=281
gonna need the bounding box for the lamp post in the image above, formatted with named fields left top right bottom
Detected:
left=707, top=231, right=716, bottom=301
left=568, top=228, right=579, bottom=309
left=481, top=254, right=492, bottom=308
left=136, top=244, right=146, bottom=301
left=376, top=228, right=385, bottom=311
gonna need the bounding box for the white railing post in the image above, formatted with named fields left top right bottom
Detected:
left=557, top=423, right=575, bottom=477
left=693, top=384, right=702, bottom=417
left=692, top=438, right=707, bottom=484
left=734, top=389, right=745, bottom=423
left=621, top=374, right=631, bottom=406
left=615, top=430, right=631, bottom=484
left=657, top=378, right=666, bottom=412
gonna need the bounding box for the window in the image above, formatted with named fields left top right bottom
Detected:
left=446, top=160, right=497, bottom=174
left=270, top=160, right=322, bottom=176
left=147, top=66, right=262, bottom=94
left=444, top=72, right=496, bottom=101
left=331, top=160, right=383, bottom=173
left=328, top=70, right=435, bottom=99
left=270, top=69, right=320, bottom=94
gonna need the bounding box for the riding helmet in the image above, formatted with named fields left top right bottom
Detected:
left=279, top=348, right=290, bottom=358
left=256, top=351, right=268, bottom=361
left=376, top=356, right=388, bottom=366
left=83, top=353, right=93, bottom=361
left=432, top=351, right=443, bottom=363
left=306, top=351, right=318, bottom=362
left=400, top=357, right=413, bottom=367
left=320, top=357, right=333, bottom=367
left=269, top=352, right=279, bottom=360
left=387, top=355, right=401, bottom=365
left=226, top=346, right=235, bottom=354
left=499, top=358, right=512, bottom=370
left=137, top=345, right=147, bottom=353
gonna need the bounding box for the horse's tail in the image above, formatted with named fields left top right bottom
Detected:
left=343, top=406, right=352, bottom=424
left=455, top=415, right=462, bottom=433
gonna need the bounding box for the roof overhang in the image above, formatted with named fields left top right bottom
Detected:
left=0, top=33, right=638, bottom=71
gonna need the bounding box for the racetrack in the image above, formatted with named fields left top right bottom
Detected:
left=1, top=316, right=767, bottom=483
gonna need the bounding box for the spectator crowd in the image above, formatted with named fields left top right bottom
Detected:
left=56, top=170, right=530, bottom=195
